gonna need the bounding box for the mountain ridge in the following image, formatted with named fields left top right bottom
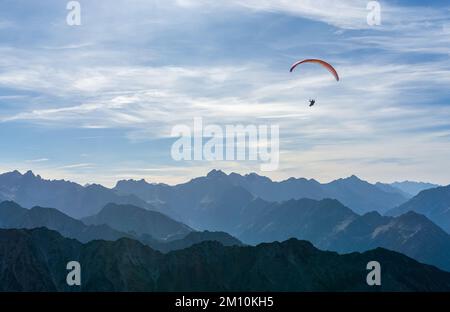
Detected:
left=386, top=185, right=450, bottom=234
left=238, top=198, right=450, bottom=271
left=82, top=203, right=193, bottom=240
left=0, top=201, right=242, bottom=253
left=114, top=170, right=409, bottom=216
left=0, top=170, right=159, bottom=219
left=390, top=181, right=441, bottom=197
left=1, top=227, right=450, bottom=292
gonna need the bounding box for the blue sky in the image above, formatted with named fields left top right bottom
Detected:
left=0, top=0, right=450, bottom=186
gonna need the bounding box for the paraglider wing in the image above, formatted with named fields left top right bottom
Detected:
left=290, top=59, right=339, bottom=81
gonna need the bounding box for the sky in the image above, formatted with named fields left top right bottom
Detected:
left=0, top=0, right=450, bottom=186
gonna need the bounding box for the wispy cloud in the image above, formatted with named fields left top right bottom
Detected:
left=26, top=158, right=49, bottom=163
left=0, top=0, right=449, bottom=185
left=57, top=163, right=95, bottom=170
left=176, top=0, right=450, bottom=31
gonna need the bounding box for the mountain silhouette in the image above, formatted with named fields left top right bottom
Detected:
left=0, top=169, right=420, bottom=221
left=239, top=198, right=357, bottom=245
left=142, top=230, right=244, bottom=253
left=1, top=227, right=450, bottom=291
left=82, top=203, right=193, bottom=241
left=0, top=170, right=157, bottom=219
left=115, top=171, right=255, bottom=231
left=0, top=201, right=130, bottom=243
left=375, top=182, right=412, bottom=199
left=0, top=201, right=242, bottom=253
left=386, top=185, right=450, bottom=234
left=390, top=181, right=440, bottom=197
left=238, top=198, right=450, bottom=271
left=114, top=170, right=408, bottom=218
left=1, top=169, right=448, bottom=274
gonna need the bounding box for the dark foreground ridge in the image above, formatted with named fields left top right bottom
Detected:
left=1, top=228, right=450, bottom=292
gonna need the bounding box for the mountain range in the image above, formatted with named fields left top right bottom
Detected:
left=114, top=170, right=411, bottom=220
left=0, top=169, right=448, bottom=292
left=0, top=170, right=157, bottom=219
left=2, top=192, right=449, bottom=271
left=113, top=171, right=450, bottom=271
left=0, top=201, right=242, bottom=253
left=237, top=198, right=450, bottom=271
left=2, top=227, right=450, bottom=292
left=0, top=169, right=440, bottom=224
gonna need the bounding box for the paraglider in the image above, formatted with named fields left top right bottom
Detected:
left=290, top=59, right=339, bottom=107
left=290, top=59, right=339, bottom=81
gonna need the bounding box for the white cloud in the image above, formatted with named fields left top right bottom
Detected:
left=26, top=158, right=50, bottom=163
left=174, top=0, right=449, bottom=32
left=57, top=163, right=95, bottom=170
left=1, top=0, right=450, bottom=185
left=2, top=56, right=450, bottom=147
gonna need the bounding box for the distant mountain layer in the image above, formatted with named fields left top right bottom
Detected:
left=391, top=181, right=440, bottom=197
left=113, top=173, right=450, bottom=272
left=82, top=203, right=193, bottom=241
left=114, top=170, right=408, bottom=219
left=387, top=185, right=450, bottom=234
left=0, top=201, right=242, bottom=253
left=141, top=231, right=244, bottom=253
left=1, top=228, right=450, bottom=291
left=0, top=201, right=130, bottom=243
left=0, top=170, right=438, bottom=221
left=238, top=198, right=450, bottom=272
left=0, top=170, right=156, bottom=219
left=1, top=170, right=431, bottom=222
left=375, top=182, right=412, bottom=199
left=111, top=175, right=450, bottom=272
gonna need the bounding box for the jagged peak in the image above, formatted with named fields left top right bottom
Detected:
left=345, top=175, right=363, bottom=181
left=330, top=175, right=368, bottom=185
left=24, top=170, right=35, bottom=176
left=115, top=178, right=149, bottom=185
left=206, top=169, right=227, bottom=178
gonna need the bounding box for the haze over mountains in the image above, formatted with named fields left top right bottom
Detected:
left=114, top=170, right=411, bottom=216
left=0, top=169, right=440, bottom=223
left=0, top=201, right=131, bottom=243
left=3, top=193, right=449, bottom=271
left=238, top=198, right=450, bottom=271
left=2, top=227, right=450, bottom=292
left=390, top=181, right=441, bottom=197
left=0, top=201, right=242, bottom=253
left=82, top=203, right=192, bottom=241
left=0, top=170, right=156, bottom=219
left=0, top=169, right=448, bottom=291
left=387, top=185, right=450, bottom=234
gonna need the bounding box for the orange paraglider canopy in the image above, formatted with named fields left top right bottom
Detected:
left=290, top=59, right=339, bottom=81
